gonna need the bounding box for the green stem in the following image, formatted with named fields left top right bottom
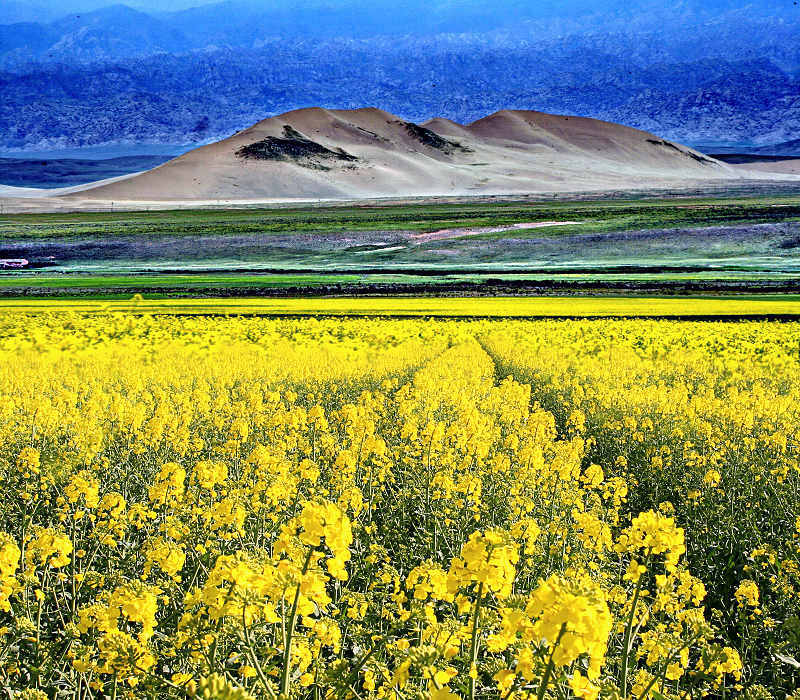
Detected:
left=280, top=548, right=314, bottom=697
left=621, top=552, right=651, bottom=697
left=635, top=636, right=698, bottom=700
left=345, top=638, right=382, bottom=688
left=468, top=582, right=485, bottom=700
left=134, top=663, right=183, bottom=692
left=536, top=623, right=567, bottom=700
left=242, top=605, right=278, bottom=700
left=34, top=592, right=43, bottom=687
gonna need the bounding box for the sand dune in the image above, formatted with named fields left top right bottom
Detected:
left=5, top=108, right=800, bottom=209
left=731, top=159, right=800, bottom=176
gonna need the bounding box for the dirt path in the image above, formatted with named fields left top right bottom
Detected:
left=410, top=220, right=583, bottom=243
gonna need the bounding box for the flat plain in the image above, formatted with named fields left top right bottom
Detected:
left=1, top=192, right=799, bottom=299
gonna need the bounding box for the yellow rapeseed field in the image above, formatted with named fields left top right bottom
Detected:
left=0, top=295, right=799, bottom=317
left=0, top=313, right=798, bottom=699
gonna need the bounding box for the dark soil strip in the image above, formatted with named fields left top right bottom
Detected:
left=3, top=279, right=800, bottom=299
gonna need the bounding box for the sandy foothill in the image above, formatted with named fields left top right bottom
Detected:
left=2, top=108, right=800, bottom=213
left=731, top=160, right=800, bottom=176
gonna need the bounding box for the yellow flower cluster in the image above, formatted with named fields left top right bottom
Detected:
left=525, top=574, right=612, bottom=676
left=293, top=500, right=353, bottom=580
left=0, top=533, right=20, bottom=612
left=618, top=510, right=686, bottom=571
left=0, top=314, right=793, bottom=698
left=25, top=526, right=73, bottom=569
left=448, top=529, right=518, bottom=598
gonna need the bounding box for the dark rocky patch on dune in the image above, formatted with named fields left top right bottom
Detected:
left=397, top=121, right=472, bottom=154
left=646, top=139, right=716, bottom=165
left=236, top=125, right=358, bottom=169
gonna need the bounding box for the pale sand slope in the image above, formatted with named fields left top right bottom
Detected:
left=732, top=160, right=800, bottom=176
left=4, top=108, right=800, bottom=211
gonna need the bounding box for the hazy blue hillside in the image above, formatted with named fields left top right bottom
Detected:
left=1, top=0, right=797, bottom=150
left=4, top=0, right=797, bottom=62
left=0, top=154, right=174, bottom=188
left=0, top=0, right=211, bottom=23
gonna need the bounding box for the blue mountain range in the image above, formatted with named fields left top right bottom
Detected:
left=1, top=0, right=798, bottom=152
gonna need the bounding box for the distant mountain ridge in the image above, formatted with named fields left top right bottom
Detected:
left=0, top=5, right=191, bottom=63
left=2, top=1, right=798, bottom=65
left=1, top=1, right=798, bottom=150
left=0, top=154, right=174, bottom=188
left=753, top=139, right=800, bottom=156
